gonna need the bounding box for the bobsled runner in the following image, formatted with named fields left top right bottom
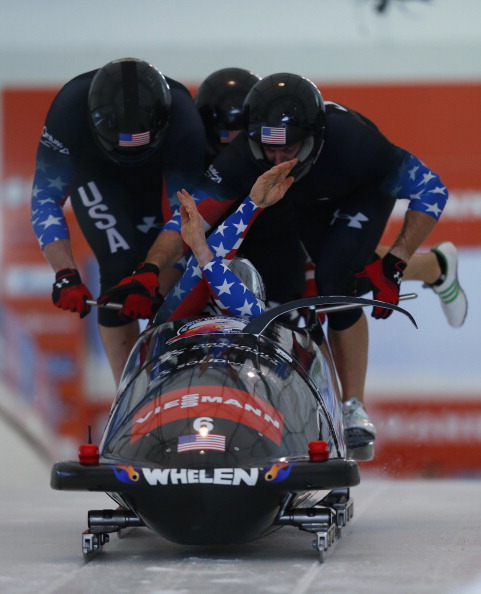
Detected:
left=51, top=295, right=416, bottom=562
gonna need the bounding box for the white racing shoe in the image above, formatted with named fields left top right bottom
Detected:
left=342, top=397, right=376, bottom=450
left=427, top=242, right=468, bottom=328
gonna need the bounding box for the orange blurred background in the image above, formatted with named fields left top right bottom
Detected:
left=1, top=82, right=480, bottom=474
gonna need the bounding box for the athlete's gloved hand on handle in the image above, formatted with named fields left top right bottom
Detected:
left=52, top=268, right=93, bottom=319
left=97, top=262, right=164, bottom=320
left=355, top=253, right=407, bottom=319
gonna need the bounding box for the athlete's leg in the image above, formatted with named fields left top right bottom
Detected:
left=299, top=188, right=395, bottom=449
left=99, top=321, right=140, bottom=386
left=301, top=189, right=394, bottom=402
left=327, top=313, right=368, bottom=403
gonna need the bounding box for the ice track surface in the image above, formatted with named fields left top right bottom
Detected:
left=2, top=412, right=481, bottom=594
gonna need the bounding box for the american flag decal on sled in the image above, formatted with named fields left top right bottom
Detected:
left=177, top=433, right=226, bottom=452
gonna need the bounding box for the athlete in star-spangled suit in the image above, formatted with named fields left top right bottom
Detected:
left=157, top=189, right=267, bottom=323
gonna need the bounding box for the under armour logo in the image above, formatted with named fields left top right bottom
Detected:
left=330, top=209, right=369, bottom=228
left=393, top=271, right=402, bottom=284
left=137, top=217, right=162, bottom=234
left=55, top=278, right=70, bottom=289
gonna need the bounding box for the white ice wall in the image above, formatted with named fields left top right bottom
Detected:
left=1, top=0, right=480, bottom=86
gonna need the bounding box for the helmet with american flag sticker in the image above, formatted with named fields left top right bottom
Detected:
left=244, top=73, right=326, bottom=180
left=88, top=58, right=171, bottom=164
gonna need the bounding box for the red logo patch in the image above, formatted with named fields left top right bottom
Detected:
left=131, top=385, right=284, bottom=445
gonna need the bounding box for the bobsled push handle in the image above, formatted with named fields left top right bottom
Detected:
left=244, top=294, right=418, bottom=336
left=86, top=299, right=122, bottom=310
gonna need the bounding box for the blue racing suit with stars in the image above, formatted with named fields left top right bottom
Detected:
left=157, top=196, right=264, bottom=322
left=30, top=68, right=206, bottom=326
left=161, top=101, right=448, bottom=331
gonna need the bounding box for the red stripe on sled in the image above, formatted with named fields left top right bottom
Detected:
left=131, top=385, right=284, bottom=445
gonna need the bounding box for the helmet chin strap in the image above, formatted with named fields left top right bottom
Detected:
left=293, top=139, right=324, bottom=181
left=248, top=138, right=265, bottom=161
left=296, top=136, right=314, bottom=162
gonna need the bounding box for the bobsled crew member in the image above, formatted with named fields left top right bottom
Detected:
left=195, top=67, right=468, bottom=328
left=101, top=72, right=463, bottom=450
left=30, top=58, right=206, bottom=384
left=195, top=67, right=263, bottom=168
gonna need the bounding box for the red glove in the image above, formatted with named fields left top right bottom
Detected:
left=355, top=253, right=407, bottom=319
left=52, top=268, right=92, bottom=319
left=97, top=263, right=164, bottom=320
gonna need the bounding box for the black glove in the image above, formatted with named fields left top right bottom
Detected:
left=355, top=253, right=407, bottom=319
left=52, top=268, right=92, bottom=319
left=97, top=263, right=164, bottom=320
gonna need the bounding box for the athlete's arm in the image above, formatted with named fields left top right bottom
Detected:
left=178, top=189, right=213, bottom=266
left=43, top=239, right=77, bottom=271
left=158, top=159, right=298, bottom=319
left=152, top=157, right=298, bottom=267
left=387, top=152, right=448, bottom=220
left=383, top=151, right=448, bottom=260
left=389, top=210, right=438, bottom=262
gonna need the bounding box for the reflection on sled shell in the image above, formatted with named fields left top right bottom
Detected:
left=52, top=316, right=358, bottom=546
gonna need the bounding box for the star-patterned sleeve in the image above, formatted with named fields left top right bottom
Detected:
left=161, top=188, right=235, bottom=242
left=384, top=152, right=448, bottom=220
left=201, top=258, right=265, bottom=317
left=30, top=132, right=75, bottom=249
left=156, top=195, right=263, bottom=322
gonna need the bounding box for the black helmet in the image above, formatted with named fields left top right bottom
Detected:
left=244, top=73, right=326, bottom=180
left=195, top=68, right=261, bottom=157
left=88, top=58, right=171, bottom=164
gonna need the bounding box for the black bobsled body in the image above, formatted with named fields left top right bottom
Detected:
left=52, top=294, right=418, bottom=559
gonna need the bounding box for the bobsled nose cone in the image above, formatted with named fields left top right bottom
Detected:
left=135, top=486, right=281, bottom=545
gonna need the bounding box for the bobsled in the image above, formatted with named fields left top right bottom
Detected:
left=51, top=295, right=416, bottom=562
